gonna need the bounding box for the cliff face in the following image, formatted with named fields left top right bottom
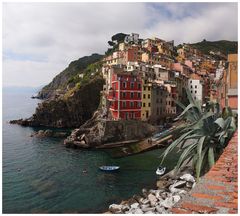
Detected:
left=11, top=76, right=105, bottom=128
left=64, top=110, right=157, bottom=148
left=37, top=53, right=103, bottom=99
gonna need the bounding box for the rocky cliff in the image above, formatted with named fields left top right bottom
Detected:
left=64, top=110, right=157, bottom=148
left=10, top=76, right=105, bottom=128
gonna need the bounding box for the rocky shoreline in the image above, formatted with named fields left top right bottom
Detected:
left=64, top=110, right=156, bottom=148
left=105, top=169, right=195, bottom=214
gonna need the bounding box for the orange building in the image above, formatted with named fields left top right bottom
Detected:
left=227, top=54, right=238, bottom=111
left=219, top=54, right=238, bottom=112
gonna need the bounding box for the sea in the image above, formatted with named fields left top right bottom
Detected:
left=2, top=89, right=178, bottom=213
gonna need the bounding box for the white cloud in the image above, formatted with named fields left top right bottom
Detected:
left=2, top=2, right=238, bottom=87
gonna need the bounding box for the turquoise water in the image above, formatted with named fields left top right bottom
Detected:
left=3, top=91, right=177, bottom=213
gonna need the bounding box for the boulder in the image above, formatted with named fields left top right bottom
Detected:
left=130, top=203, right=139, bottom=209
left=142, top=188, right=148, bottom=197
left=172, top=195, right=181, bottom=203
left=148, top=194, right=158, bottom=207
left=140, top=198, right=150, bottom=205
left=160, top=191, right=170, bottom=200
left=180, top=173, right=195, bottom=183
left=160, top=197, right=174, bottom=209
left=121, top=205, right=130, bottom=212
left=141, top=206, right=156, bottom=213
left=109, top=204, right=122, bottom=213
left=155, top=205, right=165, bottom=213
left=145, top=211, right=155, bottom=214
left=132, top=208, right=143, bottom=214
left=132, top=194, right=143, bottom=203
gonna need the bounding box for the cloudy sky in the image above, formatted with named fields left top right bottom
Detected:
left=3, top=2, right=238, bottom=87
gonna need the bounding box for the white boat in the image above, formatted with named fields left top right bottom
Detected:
left=99, top=166, right=120, bottom=172
left=156, top=166, right=166, bottom=175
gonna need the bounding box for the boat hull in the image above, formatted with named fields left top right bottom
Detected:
left=99, top=166, right=120, bottom=172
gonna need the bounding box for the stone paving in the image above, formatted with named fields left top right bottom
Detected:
left=171, top=131, right=238, bottom=214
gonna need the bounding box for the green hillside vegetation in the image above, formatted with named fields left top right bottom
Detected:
left=64, top=61, right=103, bottom=100
left=189, top=40, right=238, bottom=56
left=38, top=53, right=103, bottom=99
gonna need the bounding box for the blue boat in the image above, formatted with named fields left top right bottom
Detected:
left=99, top=166, right=120, bottom=172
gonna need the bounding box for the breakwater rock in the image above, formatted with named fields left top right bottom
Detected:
left=30, top=130, right=69, bottom=138
left=64, top=111, right=157, bottom=148
left=107, top=172, right=195, bottom=214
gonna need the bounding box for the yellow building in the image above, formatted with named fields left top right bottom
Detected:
left=141, top=79, right=152, bottom=121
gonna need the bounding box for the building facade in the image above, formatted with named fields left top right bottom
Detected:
left=107, top=70, right=142, bottom=120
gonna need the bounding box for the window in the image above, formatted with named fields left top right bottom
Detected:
left=143, top=103, right=146, bottom=107
left=143, top=87, right=146, bottom=91
left=157, top=108, right=159, bottom=115
left=130, top=82, right=134, bottom=89
left=130, top=92, right=134, bottom=98
left=123, top=82, right=126, bottom=88
left=148, top=103, right=151, bottom=107
left=138, top=102, right=141, bottom=108
left=160, top=99, right=162, bottom=104
left=123, top=101, right=126, bottom=108
left=138, top=92, right=141, bottom=98
left=156, top=90, right=159, bottom=95
left=138, top=83, right=141, bottom=90
left=129, top=112, right=132, bottom=118
left=194, top=97, right=196, bottom=100
left=195, top=85, right=197, bottom=88
left=190, top=80, right=192, bottom=83
left=123, top=92, right=126, bottom=98
left=148, top=94, right=150, bottom=99
left=191, top=90, right=193, bottom=93
left=156, top=99, right=159, bottom=103
left=148, top=86, right=151, bottom=91
left=191, top=85, right=193, bottom=89
left=195, top=90, right=197, bottom=94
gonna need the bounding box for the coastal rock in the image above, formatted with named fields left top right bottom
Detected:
left=121, top=205, right=130, bottom=212
left=155, top=205, right=167, bottom=213
left=109, top=204, right=123, bottom=213
left=31, top=130, right=69, bottom=138
left=180, top=173, right=195, bottom=183
left=148, top=194, right=157, bottom=207
left=132, top=195, right=142, bottom=203
left=145, top=211, right=155, bottom=214
left=64, top=113, right=156, bottom=148
left=141, top=206, right=155, bottom=212
left=172, top=195, right=181, bottom=203
left=132, top=208, right=143, bottom=214
left=142, top=188, right=148, bottom=197
left=130, top=203, right=139, bottom=209
left=160, top=197, right=174, bottom=209
left=140, top=198, right=150, bottom=205
left=160, top=192, right=170, bottom=200
left=127, top=198, right=138, bottom=206
left=10, top=76, right=105, bottom=128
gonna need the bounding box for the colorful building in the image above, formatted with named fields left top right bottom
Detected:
left=107, top=69, right=142, bottom=120
left=141, top=79, right=152, bottom=121
left=226, top=54, right=238, bottom=111
left=188, top=73, right=205, bottom=105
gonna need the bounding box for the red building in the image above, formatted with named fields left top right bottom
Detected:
left=108, top=70, right=142, bottom=120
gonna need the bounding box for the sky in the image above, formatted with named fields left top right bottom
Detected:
left=2, top=2, right=238, bottom=87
